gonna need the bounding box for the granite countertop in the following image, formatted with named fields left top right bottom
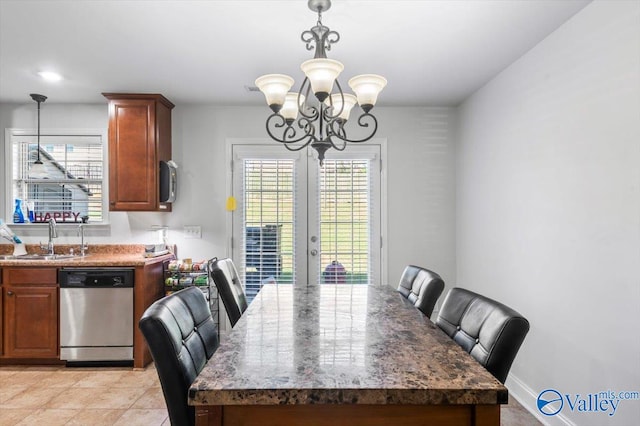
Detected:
left=189, top=284, right=507, bottom=407
left=0, top=244, right=175, bottom=267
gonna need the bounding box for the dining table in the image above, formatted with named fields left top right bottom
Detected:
left=188, top=284, right=508, bottom=425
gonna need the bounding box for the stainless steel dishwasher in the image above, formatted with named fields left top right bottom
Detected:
left=59, top=268, right=134, bottom=365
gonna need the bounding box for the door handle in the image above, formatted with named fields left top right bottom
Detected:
left=310, top=249, right=318, bottom=256
left=7, top=291, right=14, bottom=296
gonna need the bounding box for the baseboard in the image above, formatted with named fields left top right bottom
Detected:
left=506, top=373, right=576, bottom=426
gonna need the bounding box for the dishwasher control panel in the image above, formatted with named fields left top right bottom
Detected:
left=59, top=268, right=134, bottom=288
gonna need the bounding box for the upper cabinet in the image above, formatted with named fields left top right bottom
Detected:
left=103, top=93, right=175, bottom=212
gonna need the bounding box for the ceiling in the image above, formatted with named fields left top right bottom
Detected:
left=0, top=0, right=591, bottom=106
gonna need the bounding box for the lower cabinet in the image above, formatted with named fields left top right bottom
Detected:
left=0, top=261, right=165, bottom=366
left=2, top=268, right=58, bottom=359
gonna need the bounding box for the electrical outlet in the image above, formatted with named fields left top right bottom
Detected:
left=183, top=225, right=202, bottom=239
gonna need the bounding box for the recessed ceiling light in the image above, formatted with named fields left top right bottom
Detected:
left=38, top=71, right=63, bottom=82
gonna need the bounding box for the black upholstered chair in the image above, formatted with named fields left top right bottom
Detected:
left=209, top=257, right=248, bottom=327
left=435, top=287, right=529, bottom=383
left=397, top=265, right=445, bottom=318
left=139, top=287, right=219, bottom=426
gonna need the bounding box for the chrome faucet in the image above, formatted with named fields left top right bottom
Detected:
left=41, top=218, right=57, bottom=255
left=78, top=223, right=88, bottom=256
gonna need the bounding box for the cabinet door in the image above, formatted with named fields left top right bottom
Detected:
left=107, top=98, right=158, bottom=211
left=4, top=285, right=58, bottom=358
left=0, top=287, right=3, bottom=356
left=104, top=93, right=174, bottom=212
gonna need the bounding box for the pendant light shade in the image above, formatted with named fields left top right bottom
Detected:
left=348, top=74, right=387, bottom=112
left=327, top=93, right=357, bottom=122
left=29, top=162, right=47, bottom=178
left=255, top=74, right=295, bottom=112
left=280, top=93, right=306, bottom=123
left=300, top=58, right=344, bottom=102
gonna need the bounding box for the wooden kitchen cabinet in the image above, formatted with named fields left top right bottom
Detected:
left=103, top=93, right=175, bottom=212
left=0, top=268, right=3, bottom=356
left=133, top=261, right=167, bottom=368
left=2, top=268, right=58, bottom=359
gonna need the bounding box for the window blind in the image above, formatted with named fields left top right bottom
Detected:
left=242, top=159, right=296, bottom=302
left=317, top=159, right=371, bottom=285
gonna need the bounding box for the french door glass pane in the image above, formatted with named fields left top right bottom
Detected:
left=242, top=159, right=295, bottom=303
left=318, top=159, right=370, bottom=285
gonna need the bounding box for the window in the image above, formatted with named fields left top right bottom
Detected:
left=7, top=129, right=107, bottom=223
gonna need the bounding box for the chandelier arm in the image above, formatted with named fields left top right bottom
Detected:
left=323, top=80, right=345, bottom=120
left=266, top=114, right=317, bottom=145
left=283, top=139, right=313, bottom=152
left=328, top=112, right=379, bottom=144
left=265, top=114, right=291, bottom=142
left=297, top=78, right=319, bottom=121
left=326, top=120, right=347, bottom=149
left=329, top=136, right=347, bottom=151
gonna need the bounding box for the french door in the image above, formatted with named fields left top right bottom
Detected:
left=231, top=143, right=382, bottom=302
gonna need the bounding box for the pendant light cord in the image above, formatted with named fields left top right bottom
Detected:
left=29, top=93, right=47, bottom=164
left=37, top=99, right=41, bottom=162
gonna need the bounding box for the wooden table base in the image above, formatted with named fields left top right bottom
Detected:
left=195, top=404, right=500, bottom=426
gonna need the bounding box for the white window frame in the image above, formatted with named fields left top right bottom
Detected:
left=4, top=128, right=109, bottom=225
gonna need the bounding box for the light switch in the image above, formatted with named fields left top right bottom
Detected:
left=184, top=225, right=202, bottom=239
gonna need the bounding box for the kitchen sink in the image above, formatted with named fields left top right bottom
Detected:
left=0, top=254, right=89, bottom=261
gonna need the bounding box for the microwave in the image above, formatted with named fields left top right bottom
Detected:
left=159, top=160, right=177, bottom=203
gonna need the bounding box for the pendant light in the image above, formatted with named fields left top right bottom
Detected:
left=29, top=93, right=48, bottom=178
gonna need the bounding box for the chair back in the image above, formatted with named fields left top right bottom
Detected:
left=209, top=257, right=248, bottom=327
left=435, top=287, right=529, bottom=383
left=397, top=265, right=445, bottom=317
left=139, top=287, right=219, bottom=426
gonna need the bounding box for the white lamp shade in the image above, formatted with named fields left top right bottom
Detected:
left=327, top=93, right=358, bottom=121
left=255, top=74, right=295, bottom=109
left=281, top=93, right=306, bottom=121
left=29, top=161, right=48, bottom=178
left=348, top=74, right=387, bottom=108
left=300, top=59, right=344, bottom=100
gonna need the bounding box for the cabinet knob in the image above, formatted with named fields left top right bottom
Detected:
left=7, top=291, right=14, bottom=296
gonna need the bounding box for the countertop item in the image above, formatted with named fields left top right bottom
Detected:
left=0, top=244, right=174, bottom=267
left=188, top=284, right=507, bottom=425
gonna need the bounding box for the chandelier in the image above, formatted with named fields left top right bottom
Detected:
left=255, top=0, right=387, bottom=165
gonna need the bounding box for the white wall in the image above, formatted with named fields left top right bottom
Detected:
left=0, top=103, right=456, bottom=288
left=455, top=1, right=640, bottom=425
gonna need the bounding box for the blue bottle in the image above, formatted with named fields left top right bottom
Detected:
left=13, top=199, right=25, bottom=223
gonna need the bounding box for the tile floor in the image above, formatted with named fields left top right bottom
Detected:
left=0, top=365, right=168, bottom=426
left=0, top=364, right=541, bottom=425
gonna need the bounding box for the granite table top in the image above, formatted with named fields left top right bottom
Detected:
left=189, top=284, right=507, bottom=407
